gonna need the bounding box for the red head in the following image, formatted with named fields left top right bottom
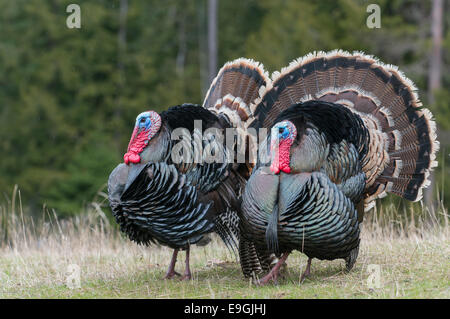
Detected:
left=124, top=111, right=162, bottom=165
left=270, top=120, right=297, bottom=174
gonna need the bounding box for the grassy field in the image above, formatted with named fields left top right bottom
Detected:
left=0, top=192, right=449, bottom=298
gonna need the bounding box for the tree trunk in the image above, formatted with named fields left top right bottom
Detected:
left=198, top=1, right=208, bottom=97
left=207, top=0, right=218, bottom=84
left=176, top=6, right=187, bottom=77
left=115, top=0, right=128, bottom=154
left=425, top=0, right=443, bottom=210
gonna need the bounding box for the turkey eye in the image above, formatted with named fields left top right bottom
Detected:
left=140, top=118, right=146, bottom=123
left=279, top=127, right=284, bottom=133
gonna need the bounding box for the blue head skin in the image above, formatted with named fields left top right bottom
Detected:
left=136, top=112, right=153, bottom=131
left=271, top=121, right=296, bottom=145
left=124, top=110, right=162, bottom=165
left=278, top=123, right=290, bottom=139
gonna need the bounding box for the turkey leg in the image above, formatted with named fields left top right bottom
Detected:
left=164, top=249, right=181, bottom=279
left=257, top=252, right=290, bottom=285
left=181, top=245, right=192, bottom=280
left=300, top=257, right=312, bottom=283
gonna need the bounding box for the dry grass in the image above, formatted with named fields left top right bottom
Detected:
left=0, top=186, right=449, bottom=298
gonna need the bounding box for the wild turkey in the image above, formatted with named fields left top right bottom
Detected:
left=108, top=58, right=271, bottom=279
left=239, top=50, right=439, bottom=284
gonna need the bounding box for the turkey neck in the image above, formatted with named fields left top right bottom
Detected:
left=139, top=125, right=171, bottom=163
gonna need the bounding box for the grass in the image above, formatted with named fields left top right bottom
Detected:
left=0, top=187, right=449, bottom=299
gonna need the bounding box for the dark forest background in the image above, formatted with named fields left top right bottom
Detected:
left=0, top=0, right=449, bottom=216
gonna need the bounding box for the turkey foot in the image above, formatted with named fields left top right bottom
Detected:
left=180, top=245, right=192, bottom=281
left=300, top=257, right=312, bottom=283
left=165, top=270, right=181, bottom=279
left=164, top=249, right=181, bottom=279
left=267, top=255, right=288, bottom=280
left=256, top=252, right=290, bottom=285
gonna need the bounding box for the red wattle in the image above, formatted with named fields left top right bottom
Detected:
left=124, top=127, right=149, bottom=165
left=124, top=152, right=141, bottom=164
left=270, top=139, right=292, bottom=174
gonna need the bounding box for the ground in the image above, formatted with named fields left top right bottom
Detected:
left=0, top=219, right=448, bottom=298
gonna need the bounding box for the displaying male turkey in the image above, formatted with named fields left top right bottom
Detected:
left=108, top=58, right=271, bottom=279
left=239, top=50, right=439, bottom=284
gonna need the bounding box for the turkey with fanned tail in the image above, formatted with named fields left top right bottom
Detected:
left=108, top=58, right=271, bottom=279
left=239, top=50, right=439, bottom=284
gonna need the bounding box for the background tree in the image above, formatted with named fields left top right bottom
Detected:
left=0, top=0, right=448, bottom=216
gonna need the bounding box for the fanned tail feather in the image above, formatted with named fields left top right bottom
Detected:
left=253, top=50, right=439, bottom=208
left=239, top=238, right=263, bottom=278
left=213, top=208, right=240, bottom=259
left=239, top=238, right=276, bottom=278
left=203, top=58, right=271, bottom=130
